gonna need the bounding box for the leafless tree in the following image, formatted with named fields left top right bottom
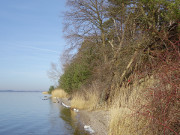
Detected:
left=47, top=63, right=61, bottom=82
left=64, top=0, right=109, bottom=62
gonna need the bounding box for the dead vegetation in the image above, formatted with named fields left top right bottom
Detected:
left=71, top=82, right=100, bottom=110
left=51, top=89, right=68, bottom=98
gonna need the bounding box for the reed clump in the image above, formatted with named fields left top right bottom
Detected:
left=71, top=90, right=99, bottom=110
left=109, top=77, right=155, bottom=135
left=51, top=89, right=68, bottom=98
left=42, top=91, right=49, bottom=94
left=71, top=83, right=100, bottom=110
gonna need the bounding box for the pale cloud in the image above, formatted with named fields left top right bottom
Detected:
left=19, top=45, right=60, bottom=54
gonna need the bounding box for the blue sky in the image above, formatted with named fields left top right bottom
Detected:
left=0, top=0, right=67, bottom=91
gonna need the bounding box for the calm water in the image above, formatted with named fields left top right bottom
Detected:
left=0, top=92, right=88, bottom=135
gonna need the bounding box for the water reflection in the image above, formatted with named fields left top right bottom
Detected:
left=50, top=97, right=89, bottom=135
left=59, top=106, right=89, bottom=135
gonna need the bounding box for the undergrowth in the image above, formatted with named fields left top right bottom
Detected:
left=71, top=82, right=100, bottom=110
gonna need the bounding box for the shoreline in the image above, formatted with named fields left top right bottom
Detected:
left=58, top=98, right=109, bottom=135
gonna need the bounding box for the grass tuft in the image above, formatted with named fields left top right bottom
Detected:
left=71, top=90, right=99, bottom=110
left=51, top=89, right=68, bottom=98
left=42, top=91, right=49, bottom=94
left=109, top=76, right=155, bottom=135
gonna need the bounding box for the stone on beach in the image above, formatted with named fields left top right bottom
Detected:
left=84, top=125, right=95, bottom=134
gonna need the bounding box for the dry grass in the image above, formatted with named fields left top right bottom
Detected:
left=109, top=106, right=152, bottom=135
left=71, top=82, right=100, bottom=110
left=109, top=107, right=133, bottom=135
left=51, top=89, right=68, bottom=98
left=42, top=91, right=49, bottom=94
left=71, top=90, right=99, bottom=110
left=71, top=93, right=86, bottom=109
left=109, top=77, right=155, bottom=135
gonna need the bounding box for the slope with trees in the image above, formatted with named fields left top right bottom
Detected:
left=52, top=0, right=179, bottom=134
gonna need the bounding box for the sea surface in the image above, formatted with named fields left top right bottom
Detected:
left=0, top=92, right=87, bottom=135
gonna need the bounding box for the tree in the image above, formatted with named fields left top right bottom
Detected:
left=59, top=58, right=91, bottom=94
left=47, top=63, right=61, bottom=82
left=64, top=0, right=110, bottom=63
left=48, top=85, right=55, bottom=94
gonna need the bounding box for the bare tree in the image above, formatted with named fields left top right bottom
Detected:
left=64, top=0, right=109, bottom=62
left=47, top=63, right=61, bottom=82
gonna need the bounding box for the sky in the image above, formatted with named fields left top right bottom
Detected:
left=0, top=0, right=67, bottom=91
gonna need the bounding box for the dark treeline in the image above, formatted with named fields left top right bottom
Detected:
left=51, top=0, right=179, bottom=134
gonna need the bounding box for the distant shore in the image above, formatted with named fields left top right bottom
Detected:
left=0, top=90, right=43, bottom=92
